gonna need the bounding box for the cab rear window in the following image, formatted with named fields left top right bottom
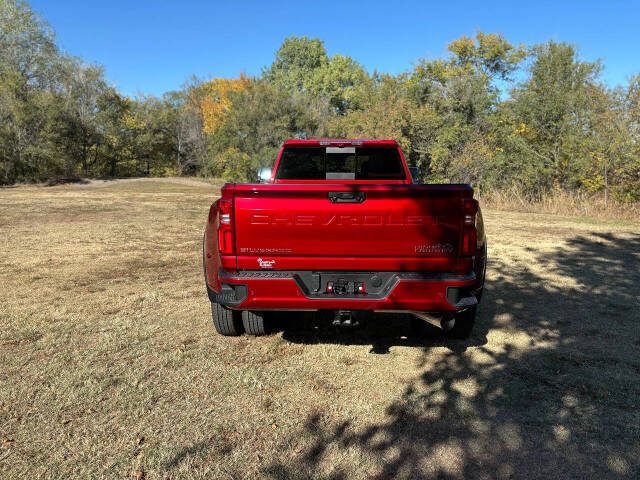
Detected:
left=276, top=147, right=406, bottom=180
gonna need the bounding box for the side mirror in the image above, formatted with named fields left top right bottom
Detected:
left=408, top=166, right=419, bottom=184
left=257, top=167, right=272, bottom=183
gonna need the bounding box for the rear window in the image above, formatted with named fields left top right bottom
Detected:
left=275, top=147, right=406, bottom=180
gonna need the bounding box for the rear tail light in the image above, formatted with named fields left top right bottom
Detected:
left=461, top=198, right=479, bottom=256
left=461, top=228, right=477, bottom=255
left=217, top=194, right=235, bottom=255
left=463, top=199, right=479, bottom=225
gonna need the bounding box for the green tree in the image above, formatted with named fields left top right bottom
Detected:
left=93, top=88, right=130, bottom=177
left=0, top=0, right=65, bottom=182
left=330, top=73, right=411, bottom=153
left=406, top=31, right=525, bottom=186
left=507, top=41, right=602, bottom=192
left=604, top=74, right=640, bottom=201
left=265, top=36, right=369, bottom=113
left=60, top=62, right=108, bottom=176
left=209, top=80, right=329, bottom=175
left=214, top=147, right=252, bottom=182
left=0, top=0, right=60, bottom=87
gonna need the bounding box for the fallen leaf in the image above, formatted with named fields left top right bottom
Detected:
left=193, top=376, right=199, bottom=381
left=136, top=471, right=144, bottom=479
left=271, top=423, right=277, bottom=429
left=3, top=439, right=15, bottom=446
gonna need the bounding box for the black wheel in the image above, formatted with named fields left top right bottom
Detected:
left=242, top=310, right=267, bottom=336
left=444, top=306, right=477, bottom=339
left=211, top=302, right=243, bottom=336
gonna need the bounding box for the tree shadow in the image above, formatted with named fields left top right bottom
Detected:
left=264, top=231, right=640, bottom=479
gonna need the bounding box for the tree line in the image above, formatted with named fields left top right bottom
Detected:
left=2, top=0, right=639, bottom=202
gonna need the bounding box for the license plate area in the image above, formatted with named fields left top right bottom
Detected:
left=293, top=271, right=399, bottom=299
left=327, top=278, right=358, bottom=295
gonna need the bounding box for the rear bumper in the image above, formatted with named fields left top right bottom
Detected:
left=207, top=269, right=477, bottom=313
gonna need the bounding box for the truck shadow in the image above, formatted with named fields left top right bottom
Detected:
left=278, top=309, right=489, bottom=355
left=265, top=231, right=640, bottom=479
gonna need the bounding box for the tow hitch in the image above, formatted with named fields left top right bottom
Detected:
left=332, top=310, right=359, bottom=327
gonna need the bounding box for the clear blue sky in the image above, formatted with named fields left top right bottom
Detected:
left=30, top=0, right=640, bottom=97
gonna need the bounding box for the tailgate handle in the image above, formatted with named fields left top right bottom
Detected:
left=328, top=191, right=366, bottom=203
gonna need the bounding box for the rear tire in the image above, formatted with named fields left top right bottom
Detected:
left=242, top=310, right=267, bottom=336
left=444, top=306, right=477, bottom=339
left=211, top=302, right=243, bottom=336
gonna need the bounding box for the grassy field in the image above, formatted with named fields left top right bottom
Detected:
left=1, top=178, right=639, bottom=479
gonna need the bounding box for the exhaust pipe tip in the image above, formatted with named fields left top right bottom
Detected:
left=440, top=314, right=455, bottom=331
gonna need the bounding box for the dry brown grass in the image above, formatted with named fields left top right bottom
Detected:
left=1, top=179, right=639, bottom=479
left=478, top=189, right=640, bottom=222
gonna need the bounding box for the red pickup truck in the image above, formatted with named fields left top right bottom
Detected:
left=203, top=139, right=486, bottom=339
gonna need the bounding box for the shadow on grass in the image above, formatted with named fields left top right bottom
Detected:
left=265, top=232, right=640, bottom=479
left=278, top=310, right=486, bottom=355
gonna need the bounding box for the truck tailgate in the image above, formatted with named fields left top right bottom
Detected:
left=232, top=184, right=471, bottom=271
